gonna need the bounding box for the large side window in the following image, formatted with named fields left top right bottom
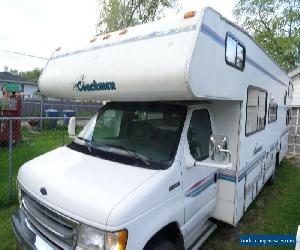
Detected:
left=246, top=88, right=267, bottom=135
left=225, top=33, right=246, bottom=71
left=268, top=103, right=278, bottom=123
left=187, top=110, right=212, bottom=161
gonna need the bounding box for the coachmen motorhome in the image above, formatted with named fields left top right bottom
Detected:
left=12, top=7, right=292, bottom=250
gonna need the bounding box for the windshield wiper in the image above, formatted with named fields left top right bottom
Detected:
left=76, top=136, right=92, bottom=152
left=104, top=143, right=151, bottom=166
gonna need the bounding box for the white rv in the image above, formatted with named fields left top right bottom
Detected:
left=12, top=7, right=292, bottom=250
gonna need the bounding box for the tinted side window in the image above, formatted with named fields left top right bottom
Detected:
left=268, top=104, right=278, bottom=123
left=225, top=33, right=246, bottom=71
left=187, top=110, right=212, bottom=161
left=246, top=88, right=267, bottom=135
left=226, top=36, right=237, bottom=64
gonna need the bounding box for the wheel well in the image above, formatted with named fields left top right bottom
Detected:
left=144, top=222, right=184, bottom=249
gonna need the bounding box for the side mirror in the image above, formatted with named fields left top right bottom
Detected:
left=209, top=135, right=231, bottom=164
left=68, top=117, right=76, bottom=138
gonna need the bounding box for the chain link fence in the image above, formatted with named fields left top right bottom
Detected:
left=0, top=116, right=90, bottom=205
left=0, top=97, right=102, bottom=117
left=21, top=98, right=102, bottom=117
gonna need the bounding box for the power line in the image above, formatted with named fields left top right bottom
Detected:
left=1, top=49, right=48, bottom=60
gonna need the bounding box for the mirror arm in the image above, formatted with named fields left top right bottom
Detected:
left=218, top=148, right=232, bottom=163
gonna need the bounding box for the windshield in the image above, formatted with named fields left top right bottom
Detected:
left=71, top=102, right=187, bottom=169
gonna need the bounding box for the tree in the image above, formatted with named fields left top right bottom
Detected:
left=97, top=0, right=179, bottom=34
left=19, top=68, right=42, bottom=83
left=10, top=68, right=42, bottom=82
left=233, top=0, right=300, bottom=72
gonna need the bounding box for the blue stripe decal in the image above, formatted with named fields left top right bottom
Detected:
left=185, top=152, right=267, bottom=197
left=51, top=24, right=198, bottom=61
left=218, top=173, right=236, bottom=182
left=238, top=152, right=265, bottom=182
left=200, top=24, right=224, bottom=46
left=186, top=179, right=215, bottom=197
left=246, top=57, right=286, bottom=87
left=185, top=176, right=215, bottom=197
left=185, top=140, right=282, bottom=196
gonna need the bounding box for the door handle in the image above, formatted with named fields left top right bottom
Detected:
left=214, top=173, right=218, bottom=183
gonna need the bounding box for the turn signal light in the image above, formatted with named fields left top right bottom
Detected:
left=184, top=11, right=196, bottom=19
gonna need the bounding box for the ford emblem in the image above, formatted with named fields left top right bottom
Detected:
left=40, top=187, right=47, bottom=196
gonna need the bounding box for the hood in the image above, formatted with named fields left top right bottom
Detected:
left=18, top=146, right=158, bottom=228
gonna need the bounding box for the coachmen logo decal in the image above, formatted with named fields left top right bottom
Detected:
left=73, top=75, right=116, bottom=92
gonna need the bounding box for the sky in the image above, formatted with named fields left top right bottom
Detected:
left=0, top=0, right=237, bottom=72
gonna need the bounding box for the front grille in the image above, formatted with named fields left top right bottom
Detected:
left=21, top=190, right=79, bottom=249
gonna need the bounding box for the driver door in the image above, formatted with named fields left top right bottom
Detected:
left=183, top=108, right=218, bottom=237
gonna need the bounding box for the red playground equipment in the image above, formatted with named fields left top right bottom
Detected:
left=0, top=97, right=22, bottom=143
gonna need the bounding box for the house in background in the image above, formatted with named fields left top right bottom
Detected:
left=289, top=67, right=300, bottom=106
left=288, top=66, right=300, bottom=156
left=0, top=71, right=38, bottom=99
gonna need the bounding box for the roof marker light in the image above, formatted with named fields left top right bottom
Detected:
left=119, top=29, right=128, bottom=35
left=90, top=37, right=97, bottom=43
left=103, top=34, right=111, bottom=40
left=184, top=11, right=196, bottom=19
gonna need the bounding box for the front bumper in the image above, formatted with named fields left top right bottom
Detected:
left=12, top=207, right=56, bottom=250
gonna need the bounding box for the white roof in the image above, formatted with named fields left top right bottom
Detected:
left=39, top=7, right=289, bottom=102
left=39, top=10, right=200, bottom=101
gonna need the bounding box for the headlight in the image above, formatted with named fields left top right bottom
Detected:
left=76, top=224, right=127, bottom=250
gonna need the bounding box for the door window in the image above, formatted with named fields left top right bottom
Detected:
left=187, top=110, right=212, bottom=161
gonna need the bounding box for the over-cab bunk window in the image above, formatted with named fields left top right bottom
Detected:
left=225, top=33, right=246, bottom=71
left=268, top=103, right=278, bottom=123
left=246, top=87, right=267, bottom=136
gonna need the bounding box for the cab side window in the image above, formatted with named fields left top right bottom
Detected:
left=187, top=110, right=212, bottom=161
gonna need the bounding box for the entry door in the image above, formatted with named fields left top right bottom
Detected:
left=183, top=109, right=218, bottom=237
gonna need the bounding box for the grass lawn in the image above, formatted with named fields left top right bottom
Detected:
left=0, top=129, right=299, bottom=250
left=0, top=127, right=70, bottom=250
